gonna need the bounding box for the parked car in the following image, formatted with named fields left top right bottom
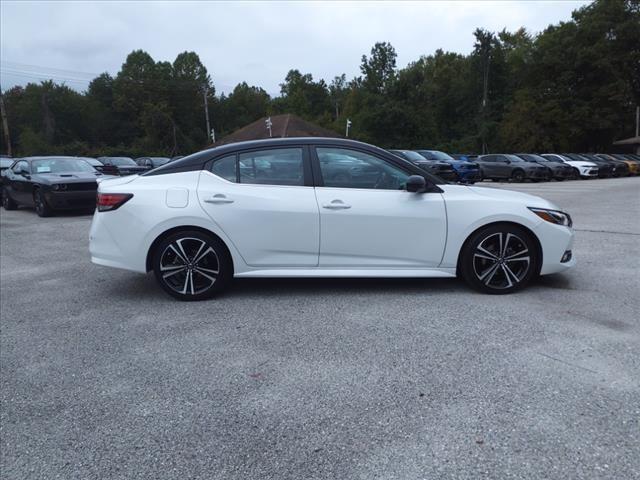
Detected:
left=389, top=150, right=457, bottom=181
left=515, top=154, right=576, bottom=180
left=595, top=153, right=637, bottom=176
left=475, top=154, right=549, bottom=182
left=97, top=156, right=148, bottom=176
left=612, top=154, right=640, bottom=174
left=0, top=156, right=13, bottom=173
left=84, top=158, right=119, bottom=175
left=540, top=154, right=598, bottom=179
left=562, top=154, right=614, bottom=178
left=136, top=157, right=172, bottom=169
left=582, top=154, right=629, bottom=177
left=90, top=137, right=575, bottom=300
left=1, top=156, right=106, bottom=216
left=415, top=150, right=481, bottom=184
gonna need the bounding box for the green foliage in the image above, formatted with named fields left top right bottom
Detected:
left=1, top=0, right=637, bottom=158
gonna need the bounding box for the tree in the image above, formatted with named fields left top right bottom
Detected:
left=360, top=42, right=397, bottom=94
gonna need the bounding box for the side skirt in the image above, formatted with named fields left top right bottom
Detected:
left=234, top=268, right=457, bottom=278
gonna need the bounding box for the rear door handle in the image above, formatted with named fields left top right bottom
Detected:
left=322, top=200, right=351, bottom=210
left=204, top=194, right=234, bottom=204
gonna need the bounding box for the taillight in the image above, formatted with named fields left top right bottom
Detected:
left=96, top=193, right=133, bottom=212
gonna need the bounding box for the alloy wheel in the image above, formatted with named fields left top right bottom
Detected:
left=159, top=237, right=220, bottom=296
left=472, top=232, right=531, bottom=290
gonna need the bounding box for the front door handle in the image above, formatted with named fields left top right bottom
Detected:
left=322, top=199, right=351, bottom=210
left=204, top=194, right=234, bottom=204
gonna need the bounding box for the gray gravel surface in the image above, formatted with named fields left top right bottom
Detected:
left=1, top=177, right=639, bottom=479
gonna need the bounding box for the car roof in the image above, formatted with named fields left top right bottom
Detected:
left=149, top=137, right=407, bottom=174
left=145, top=137, right=445, bottom=184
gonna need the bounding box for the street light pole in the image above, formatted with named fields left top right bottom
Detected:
left=345, top=118, right=352, bottom=137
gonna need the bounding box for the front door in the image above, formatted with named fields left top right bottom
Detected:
left=312, top=147, right=447, bottom=268
left=197, top=147, right=320, bottom=267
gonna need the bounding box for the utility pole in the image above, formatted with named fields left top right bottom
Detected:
left=345, top=118, right=352, bottom=137
left=636, top=105, right=639, bottom=138
left=0, top=87, right=11, bottom=157
left=203, top=86, right=212, bottom=143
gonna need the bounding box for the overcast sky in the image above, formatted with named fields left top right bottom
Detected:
left=1, top=1, right=589, bottom=96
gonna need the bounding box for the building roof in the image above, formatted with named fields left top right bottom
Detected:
left=212, top=114, right=342, bottom=146
left=613, top=135, right=640, bottom=146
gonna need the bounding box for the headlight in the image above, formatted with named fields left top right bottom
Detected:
left=528, top=207, right=572, bottom=227
left=52, top=184, right=67, bottom=191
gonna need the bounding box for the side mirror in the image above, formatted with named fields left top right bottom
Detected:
left=406, top=175, right=427, bottom=193
left=504, top=159, right=511, bottom=164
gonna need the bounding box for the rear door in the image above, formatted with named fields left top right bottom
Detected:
left=197, top=146, right=320, bottom=267
left=312, top=146, right=446, bottom=268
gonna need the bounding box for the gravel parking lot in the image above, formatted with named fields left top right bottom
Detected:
left=1, top=178, right=639, bottom=479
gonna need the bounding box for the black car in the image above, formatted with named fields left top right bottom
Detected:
left=1, top=156, right=106, bottom=216
left=562, top=154, right=613, bottom=178
left=84, top=158, right=119, bottom=175
left=136, top=157, right=172, bottom=169
left=389, top=150, right=457, bottom=181
left=515, top=153, right=576, bottom=180
left=475, top=154, right=549, bottom=182
left=97, top=156, right=148, bottom=176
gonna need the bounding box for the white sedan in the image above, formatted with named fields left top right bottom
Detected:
left=89, top=138, right=575, bottom=300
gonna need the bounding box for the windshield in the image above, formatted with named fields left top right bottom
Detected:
left=419, top=150, right=454, bottom=161
left=396, top=150, right=426, bottom=162
left=31, top=158, right=97, bottom=173
left=520, top=154, right=549, bottom=162
left=150, top=157, right=170, bottom=166
left=505, top=155, right=524, bottom=162
left=105, top=157, right=136, bottom=166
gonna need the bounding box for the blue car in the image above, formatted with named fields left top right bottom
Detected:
left=415, top=150, right=481, bottom=184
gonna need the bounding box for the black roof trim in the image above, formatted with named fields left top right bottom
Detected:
left=143, top=137, right=444, bottom=185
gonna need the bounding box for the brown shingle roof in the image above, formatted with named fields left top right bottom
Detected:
left=212, top=114, right=342, bottom=147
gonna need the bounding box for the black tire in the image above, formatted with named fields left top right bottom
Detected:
left=511, top=169, right=525, bottom=183
left=152, top=230, right=233, bottom=301
left=2, top=187, right=17, bottom=210
left=34, top=189, right=53, bottom=217
left=459, top=224, right=540, bottom=294
left=571, top=168, right=580, bottom=180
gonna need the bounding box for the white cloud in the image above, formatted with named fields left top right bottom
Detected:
left=1, top=0, right=589, bottom=95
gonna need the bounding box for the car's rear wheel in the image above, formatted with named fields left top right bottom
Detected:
left=571, top=168, right=580, bottom=180
left=152, top=230, right=233, bottom=301
left=2, top=188, right=17, bottom=210
left=511, top=169, right=525, bottom=182
left=34, top=189, right=53, bottom=217
left=460, top=224, right=539, bottom=294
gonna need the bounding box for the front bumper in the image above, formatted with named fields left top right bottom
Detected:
left=44, top=190, right=96, bottom=210
left=525, top=169, right=549, bottom=179
left=534, top=221, right=576, bottom=275
left=456, top=169, right=481, bottom=183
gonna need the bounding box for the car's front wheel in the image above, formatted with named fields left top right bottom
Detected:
left=34, top=189, right=53, bottom=217
left=152, top=230, right=233, bottom=300
left=2, top=188, right=17, bottom=210
left=511, top=169, right=525, bottom=182
left=459, top=224, right=539, bottom=294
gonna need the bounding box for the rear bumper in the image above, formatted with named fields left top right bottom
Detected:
left=44, top=190, right=96, bottom=210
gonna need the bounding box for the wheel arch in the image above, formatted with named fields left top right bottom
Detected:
left=455, top=221, right=543, bottom=277
left=145, top=225, right=234, bottom=274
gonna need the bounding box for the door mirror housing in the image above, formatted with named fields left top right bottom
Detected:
left=406, top=175, right=427, bottom=193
